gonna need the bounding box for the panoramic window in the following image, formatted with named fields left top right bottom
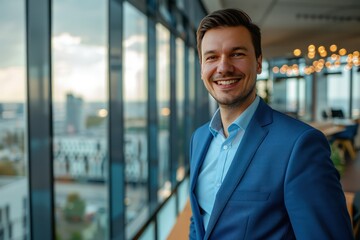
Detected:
left=0, top=1, right=28, bottom=239
left=123, top=2, right=149, bottom=238
left=187, top=47, right=196, bottom=147
left=52, top=0, right=109, bottom=239
left=176, top=38, right=185, bottom=181
left=156, top=23, right=171, bottom=200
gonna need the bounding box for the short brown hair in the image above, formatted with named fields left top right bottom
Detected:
left=196, top=8, right=262, bottom=60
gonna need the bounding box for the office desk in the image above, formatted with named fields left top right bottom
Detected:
left=310, top=119, right=358, bottom=160
left=309, top=121, right=345, bottom=138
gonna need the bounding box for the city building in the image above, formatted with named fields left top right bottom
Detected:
left=0, top=0, right=359, bottom=239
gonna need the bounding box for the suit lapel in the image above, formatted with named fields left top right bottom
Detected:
left=190, top=125, right=213, bottom=239
left=190, top=125, right=213, bottom=194
left=204, top=99, right=272, bottom=239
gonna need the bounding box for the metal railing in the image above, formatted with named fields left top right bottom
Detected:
left=132, top=173, right=190, bottom=240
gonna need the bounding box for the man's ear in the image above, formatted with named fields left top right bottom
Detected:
left=200, top=62, right=205, bottom=81
left=257, top=55, right=262, bottom=74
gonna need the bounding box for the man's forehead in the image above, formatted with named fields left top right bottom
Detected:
left=201, top=27, right=253, bottom=50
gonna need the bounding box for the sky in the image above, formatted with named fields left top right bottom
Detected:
left=0, top=0, right=152, bottom=103
left=0, top=0, right=357, bottom=104
left=0, top=0, right=108, bottom=103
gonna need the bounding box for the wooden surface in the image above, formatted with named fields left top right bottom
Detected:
left=344, top=191, right=355, bottom=225
left=309, top=121, right=345, bottom=137
left=167, top=199, right=191, bottom=240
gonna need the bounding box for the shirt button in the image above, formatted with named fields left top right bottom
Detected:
left=223, top=145, right=228, bottom=150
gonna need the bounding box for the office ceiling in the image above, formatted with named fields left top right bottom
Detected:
left=201, top=0, right=360, bottom=60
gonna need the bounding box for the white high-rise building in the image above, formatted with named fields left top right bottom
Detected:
left=0, top=177, right=28, bottom=240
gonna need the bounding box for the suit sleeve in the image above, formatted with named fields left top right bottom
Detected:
left=189, top=215, right=197, bottom=240
left=188, top=133, right=197, bottom=240
left=284, top=128, right=354, bottom=239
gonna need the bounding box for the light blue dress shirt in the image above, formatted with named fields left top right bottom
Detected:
left=195, top=96, right=260, bottom=230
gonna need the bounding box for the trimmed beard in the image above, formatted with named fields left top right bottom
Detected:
left=213, top=80, right=257, bottom=109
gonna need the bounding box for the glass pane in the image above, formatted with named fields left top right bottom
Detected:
left=286, top=78, right=298, bottom=113
left=156, top=24, right=171, bottom=200
left=52, top=1, right=108, bottom=239
left=0, top=1, right=28, bottom=239
left=353, top=68, right=360, bottom=118
left=178, top=178, right=189, bottom=212
left=176, top=38, right=185, bottom=181
left=271, top=79, right=287, bottom=112
left=298, top=78, right=306, bottom=118
left=157, top=196, right=176, bottom=240
left=188, top=48, right=196, bottom=110
left=123, top=2, right=149, bottom=239
left=138, top=222, right=155, bottom=240
left=328, top=71, right=350, bottom=117
left=285, top=78, right=306, bottom=118
left=187, top=47, right=196, bottom=154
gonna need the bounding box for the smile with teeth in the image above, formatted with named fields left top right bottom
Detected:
left=216, top=79, right=239, bottom=85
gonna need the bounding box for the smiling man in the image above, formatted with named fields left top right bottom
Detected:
left=189, top=8, right=354, bottom=240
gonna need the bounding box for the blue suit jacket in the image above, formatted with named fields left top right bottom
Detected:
left=189, top=99, right=354, bottom=239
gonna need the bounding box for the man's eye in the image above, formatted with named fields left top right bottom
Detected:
left=232, top=52, right=245, bottom=57
left=206, top=56, right=217, bottom=61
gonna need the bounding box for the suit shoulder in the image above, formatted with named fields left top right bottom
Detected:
left=272, top=110, right=312, bottom=130
left=191, top=122, right=210, bottom=140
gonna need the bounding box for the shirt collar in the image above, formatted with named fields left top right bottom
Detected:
left=209, top=96, right=260, bottom=137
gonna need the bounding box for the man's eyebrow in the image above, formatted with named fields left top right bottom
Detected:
left=203, top=50, right=216, bottom=56
left=232, top=46, right=249, bottom=52
left=203, top=46, right=249, bottom=56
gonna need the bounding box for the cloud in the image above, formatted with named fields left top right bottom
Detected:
left=52, top=33, right=107, bottom=102
left=0, top=67, right=26, bottom=102
left=0, top=32, right=107, bottom=103
left=0, top=1, right=26, bottom=68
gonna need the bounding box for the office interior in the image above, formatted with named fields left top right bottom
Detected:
left=0, top=0, right=359, bottom=239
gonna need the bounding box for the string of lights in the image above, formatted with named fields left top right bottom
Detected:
left=272, top=44, right=360, bottom=76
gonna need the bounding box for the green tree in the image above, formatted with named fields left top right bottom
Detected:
left=64, top=192, right=86, bottom=222
left=70, top=231, right=83, bottom=240
left=0, top=160, right=17, bottom=175
left=330, top=143, right=345, bottom=177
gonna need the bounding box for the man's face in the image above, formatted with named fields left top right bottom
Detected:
left=200, top=26, right=262, bottom=108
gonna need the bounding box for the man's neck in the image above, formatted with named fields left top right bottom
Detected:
left=219, top=95, right=256, bottom=138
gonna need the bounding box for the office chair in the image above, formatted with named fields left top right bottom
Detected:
left=331, top=123, right=359, bottom=160
left=331, top=108, right=345, bottom=119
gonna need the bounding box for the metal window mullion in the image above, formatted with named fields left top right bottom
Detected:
left=108, top=0, right=126, bottom=239
left=184, top=45, right=191, bottom=167
left=147, top=16, right=159, bottom=211
left=26, top=0, right=54, bottom=239
left=169, top=33, right=178, bottom=188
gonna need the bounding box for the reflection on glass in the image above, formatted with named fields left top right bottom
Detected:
left=176, top=38, right=185, bottom=181
left=123, top=2, right=148, bottom=239
left=0, top=1, right=28, bottom=239
left=156, top=23, right=171, bottom=200
left=188, top=48, right=196, bottom=145
left=52, top=1, right=108, bottom=239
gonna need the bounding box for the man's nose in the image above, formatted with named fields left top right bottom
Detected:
left=217, top=57, right=234, bottom=74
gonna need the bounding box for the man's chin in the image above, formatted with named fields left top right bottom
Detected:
left=216, top=95, right=255, bottom=109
